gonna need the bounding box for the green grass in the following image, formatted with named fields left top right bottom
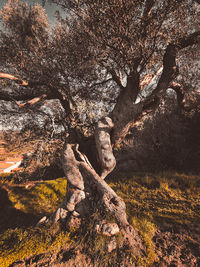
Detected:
left=0, top=178, right=69, bottom=267
left=0, top=173, right=200, bottom=266
left=8, top=178, right=67, bottom=216
left=0, top=226, right=72, bottom=267
left=108, top=172, right=200, bottom=226
left=107, top=172, right=200, bottom=265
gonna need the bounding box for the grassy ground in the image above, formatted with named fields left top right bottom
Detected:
left=0, top=172, right=200, bottom=266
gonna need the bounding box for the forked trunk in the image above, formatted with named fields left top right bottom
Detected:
left=41, top=113, right=145, bottom=254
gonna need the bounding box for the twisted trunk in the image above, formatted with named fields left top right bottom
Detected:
left=47, top=114, right=145, bottom=252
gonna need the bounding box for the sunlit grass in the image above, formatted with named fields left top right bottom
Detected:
left=0, top=226, right=72, bottom=267
left=8, top=178, right=67, bottom=216
left=108, top=172, right=200, bottom=226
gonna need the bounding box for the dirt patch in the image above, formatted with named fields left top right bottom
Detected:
left=153, top=223, right=200, bottom=266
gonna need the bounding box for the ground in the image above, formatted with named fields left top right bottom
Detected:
left=0, top=172, right=200, bottom=266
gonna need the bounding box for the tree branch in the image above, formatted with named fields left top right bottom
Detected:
left=0, top=73, right=28, bottom=86
left=106, top=67, right=124, bottom=90
left=0, top=72, right=76, bottom=125
left=88, top=78, right=113, bottom=90
left=169, top=82, right=185, bottom=107
left=142, top=0, right=156, bottom=19
left=176, top=30, right=200, bottom=49
left=126, top=70, right=140, bottom=102
left=0, top=72, right=47, bottom=87
left=150, top=31, right=200, bottom=97
left=14, top=94, right=47, bottom=108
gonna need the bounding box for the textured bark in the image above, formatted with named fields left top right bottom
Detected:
left=38, top=116, right=145, bottom=253
left=50, top=118, right=128, bottom=226
left=95, top=117, right=116, bottom=178
left=111, top=70, right=143, bottom=145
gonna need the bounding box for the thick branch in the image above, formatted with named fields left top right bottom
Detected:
left=110, top=31, right=200, bottom=146
left=0, top=72, right=75, bottom=122
left=0, top=73, right=28, bottom=86
left=126, top=70, right=140, bottom=102
left=95, top=117, right=116, bottom=179
left=169, top=81, right=185, bottom=108
left=111, top=69, right=141, bottom=145
left=176, top=30, right=200, bottom=49
left=0, top=72, right=54, bottom=102
left=152, top=31, right=200, bottom=97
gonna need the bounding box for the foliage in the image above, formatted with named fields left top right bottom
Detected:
left=0, top=0, right=199, bottom=129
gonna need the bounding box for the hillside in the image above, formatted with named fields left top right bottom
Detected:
left=0, top=172, right=199, bottom=266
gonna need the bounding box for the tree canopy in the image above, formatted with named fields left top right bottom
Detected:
left=1, top=0, right=199, bottom=133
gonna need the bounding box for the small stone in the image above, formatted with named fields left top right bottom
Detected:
left=107, top=236, right=117, bottom=253
left=94, top=222, right=101, bottom=233
left=36, top=216, right=48, bottom=226
left=59, top=208, right=68, bottom=220
left=101, top=223, right=120, bottom=236
left=94, top=221, right=120, bottom=236
left=72, top=211, right=80, bottom=217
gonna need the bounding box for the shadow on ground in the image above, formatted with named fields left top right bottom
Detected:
left=0, top=186, right=39, bottom=233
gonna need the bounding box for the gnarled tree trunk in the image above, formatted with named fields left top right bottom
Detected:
left=46, top=114, right=145, bottom=253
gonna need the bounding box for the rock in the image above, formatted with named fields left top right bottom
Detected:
left=52, top=207, right=68, bottom=223
left=66, top=189, right=86, bottom=212
left=107, top=236, right=117, bottom=253
left=94, top=221, right=120, bottom=236
left=36, top=216, right=48, bottom=226
left=101, top=222, right=120, bottom=236
left=59, top=208, right=68, bottom=220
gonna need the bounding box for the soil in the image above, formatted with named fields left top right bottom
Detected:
left=9, top=223, right=200, bottom=267
left=153, top=223, right=200, bottom=267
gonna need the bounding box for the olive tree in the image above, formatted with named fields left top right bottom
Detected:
left=0, top=0, right=200, bottom=251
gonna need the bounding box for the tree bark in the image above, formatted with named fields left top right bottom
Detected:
left=43, top=115, right=145, bottom=253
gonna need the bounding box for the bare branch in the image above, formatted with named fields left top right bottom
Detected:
left=150, top=31, right=200, bottom=98
left=0, top=72, right=51, bottom=88
left=88, top=78, right=113, bottom=90
left=0, top=72, right=28, bottom=86
left=105, top=67, right=124, bottom=90
left=176, top=30, right=200, bottom=49
left=142, top=0, right=156, bottom=19
left=15, top=94, right=47, bottom=108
